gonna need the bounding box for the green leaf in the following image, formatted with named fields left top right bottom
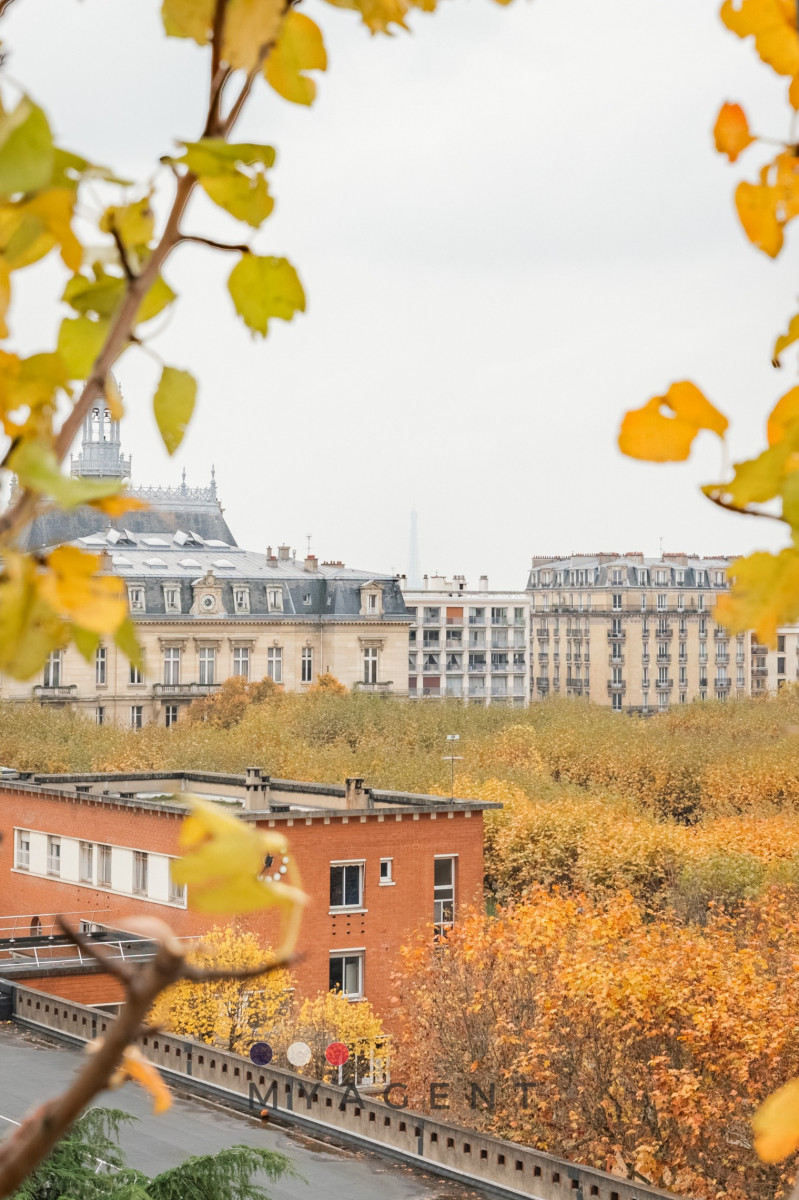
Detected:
left=57, top=316, right=109, bottom=379
left=50, top=148, right=132, bottom=190
left=9, top=440, right=124, bottom=508
left=115, top=616, right=143, bottom=671
left=264, top=12, right=328, bottom=107
left=136, top=275, right=177, bottom=324
left=153, top=366, right=196, bottom=456
left=63, top=271, right=125, bottom=318
left=100, top=196, right=154, bottom=249
left=177, top=140, right=276, bottom=177
left=703, top=438, right=799, bottom=508
left=201, top=173, right=273, bottom=227
left=228, top=254, right=305, bottom=338
left=72, top=626, right=101, bottom=662
left=0, top=98, right=53, bottom=197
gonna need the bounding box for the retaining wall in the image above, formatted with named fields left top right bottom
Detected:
left=9, top=982, right=683, bottom=1200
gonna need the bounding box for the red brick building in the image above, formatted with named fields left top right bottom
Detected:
left=0, top=770, right=495, bottom=1016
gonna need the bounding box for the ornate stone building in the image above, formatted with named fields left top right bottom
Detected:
left=3, top=403, right=411, bottom=723
left=526, top=552, right=748, bottom=712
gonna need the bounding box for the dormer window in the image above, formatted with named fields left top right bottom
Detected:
left=267, top=587, right=284, bottom=613
left=234, top=587, right=250, bottom=614
left=128, top=586, right=145, bottom=612
left=164, top=587, right=180, bottom=613
left=361, top=585, right=383, bottom=617
left=367, top=593, right=378, bottom=613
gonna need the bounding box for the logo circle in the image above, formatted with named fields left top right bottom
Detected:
left=325, top=1041, right=349, bottom=1067
left=287, top=1040, right=312, bottom=1067
left=249, top=1041, right=273, bottom=1066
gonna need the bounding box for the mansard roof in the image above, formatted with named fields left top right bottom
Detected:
left=71, top=529, right=410, bottom=621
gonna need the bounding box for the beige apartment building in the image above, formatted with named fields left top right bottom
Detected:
left=1, top=403, right=411, bottom=725
left=400, top=575, right=531, bottom=705
left=526, top=553, right=747, bottom=712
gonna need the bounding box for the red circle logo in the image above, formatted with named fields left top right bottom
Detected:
left=325, top=1041, right=349, bottom=1066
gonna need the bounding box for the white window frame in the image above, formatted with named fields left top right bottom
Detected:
left=233, top=646, right=250, bottom=680
left=133, top=850, right=148, bottom=895
left=43, top=651, right=62, bottom=688
left=363, top=646, right=379, bottom=684
left=130, top=705, right=143, bottom=730
left=165, top=704, right=179, bottom=728
left=128, top=586, right=145, bottom=613
left=164, top=586, right=181, bottom=614
left=163, top=646, right=181, bottom=686
left=330, top=860, right=365, bottom=911
left=301, top=646, right=313, bottom=684
left=329, top=950, right=364, bottom=999
left=267, top=646, right=283, bottom=684
left=234, top=587, right=250, bottom=614
left=79, top=841, right=93, bottom=884
left=130, top=662, right=144, bottom=685
left=198, top=646, right=216, bottom=686
left=95, top=646, right=106, bottom=686
left=379, top=858, right=394, bottom=886
left=267, top=587, right=284, bottom=613
left=433, top=855, right=456, bottom=935
left=15, top=829, right=30, bottom=871
left=46, top=835, right=61, bottom=877
left=97, top=844, right=112, bottom=888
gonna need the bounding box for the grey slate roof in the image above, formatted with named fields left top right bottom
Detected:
left=526, top=554, right=734, bottom=590
left=73, top=529, right=410, bottom=620
left=19, top=500, right=237, bottom=552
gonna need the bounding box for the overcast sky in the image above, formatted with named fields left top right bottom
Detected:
left=3, top=0, right=798, bottom=588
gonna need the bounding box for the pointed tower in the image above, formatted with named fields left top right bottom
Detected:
left=70, top=399, right=131, bottom=480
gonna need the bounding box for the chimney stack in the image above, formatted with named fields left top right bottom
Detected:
left=304, top=554, right=318, bottom=572
left=244, top=766, right=271, bottom=810
left=344, top=776, right=372, bottom=810
left=278, top=545, right=291, bottom=562
left=479, top=574, right=489, bottom=592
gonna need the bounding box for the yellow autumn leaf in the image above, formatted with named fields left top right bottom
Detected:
left=716, top=548, right=799, bottom=645
left=713, top=102, right=755, bottom=162
left=753, top=1076, right=799, bottom=1162
left=87, top=492, right=150, bottom=518
left=0, top=552, right=67, bottom=680
left=321, top=0, right=410, bottom=34
left=223, top=0, right=284, bottom=70
left=39, top=546, right=128, bottom=635
left=768, top=385, right=799, bottom=442
left=161, top=0, right=213, bottom=42
left=721, top=0, right=799, bottom=77
left=172, top=797, right=307, bottom=952
left=22, top=188, right=81, bottom=271
left=99, top=195, right=154, bottom=249
left=118, top=1048, right=172, bottom=1115
left=618, top=381, right=728, bottom=462
left=772, top=316, right=799, bottom=367
left=264, top=12, right=327, bottom=106
left=0, top=258, right=10, bottom=339
left=735, top=180, right=783, bottom=256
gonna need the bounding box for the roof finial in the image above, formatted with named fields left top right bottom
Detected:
left=209, top=463, right=217, bottom=498
left=181, top=467, right=186, bottom=488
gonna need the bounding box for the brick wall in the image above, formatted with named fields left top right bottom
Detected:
left=0, top=784, right=485, bottom=1016
left=22, top=973, right=125, bottom=1005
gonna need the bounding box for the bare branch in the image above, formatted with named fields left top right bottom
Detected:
left=177, top=233, right=251, bottom=254
left=57, top=916, right=134, bottom=985
left=703, top=492, right=785, bottom=523
left=0, top=0, right=18, bottom=18
left=182, top=954, right=296, bottom=983
left=108, top=224, right=137, bottom=284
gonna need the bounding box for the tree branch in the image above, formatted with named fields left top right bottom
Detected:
left=177, top=233, right=251, bottom=254
left=182, top=954, right=296, bottom=983
left=57, top=916, right=134, bottom=985
left=703, top=492, right=785, bottom=523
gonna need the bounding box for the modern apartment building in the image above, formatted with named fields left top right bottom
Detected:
left=526, top=553, right=747, bottom=712
left=400, top=575, right=531, bottom=705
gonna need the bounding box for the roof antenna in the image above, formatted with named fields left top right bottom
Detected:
left=306, top=533, right=312, bottom=555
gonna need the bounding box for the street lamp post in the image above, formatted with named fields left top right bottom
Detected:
left=442, top=733, right=463, bottom=802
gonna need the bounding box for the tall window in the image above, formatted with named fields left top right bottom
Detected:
left=79, top=841, right=93, bottom=883
left=15, top=830, right=30, bottom=871
left=130, top=705, right=143, bottom=729
left=95, top=647, right=106, bottom=685
left=130, top=662, right=144, bottom=684
left=611, top=593, right=622, bottom=611
left=330, top=863, right=363, bottom=909
left=46, top=836, right=61, bottom=876
left=163, top=647, right=181, bottom=685
left=43, top=651, right=61, bottom=688
left=98, top=844, right=112, bottom=888
left=658, top=665, right=668, bottom=685
left=267, top=646, right=283, bottom=683
left=234, top=587, right=250, bottom=613
left=133, top=851, right=148, bottom=895
left=165, top=704, right=178, bottom=728
left=96, top=706, right=105, bottom=726
left=657, top=594, right=667, bottom=611
left=363, top=647, right=378, bottom=684
left=611, top=692, right=622, bottom=712
left=169, top=870, right=186, bottom=905
left=367, top=592, right=378, bottom=613
left=434, top=857, right=455, bottom=935
left=164, top=587, right=180, bottom=613
left=301, top=647, right=313, bottom=684
left=233, top=646, right=250, bottom=680
left=329, top=952, right=363, bottom=999
left=128, top=587, right=145, bottom=612
left=198, top=647, right=216, bottom=685
left=267, top=587, right=284, bottom=612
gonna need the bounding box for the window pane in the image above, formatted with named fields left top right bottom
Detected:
left=330, top=866, right=343, bottom=907
left=344, top=956, right=360, bottom=996
left=434, top=858, right=453, bottom=887
left=344, top=865, right=361, bottom=906
left=329, top=956, right=343, bottom=992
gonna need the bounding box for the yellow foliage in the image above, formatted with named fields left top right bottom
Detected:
left=150, top=924, right=294, bottom=1053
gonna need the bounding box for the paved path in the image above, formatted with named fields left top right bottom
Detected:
left=0, top=1025, right=490, bottom=1200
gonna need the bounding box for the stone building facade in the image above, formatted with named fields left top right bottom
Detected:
left=525, top=553, right=747, bottom=712
left=3, top=403, right=411, bottom=723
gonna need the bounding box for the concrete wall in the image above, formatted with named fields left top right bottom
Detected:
left=11, top=983, right=682, bottom=1200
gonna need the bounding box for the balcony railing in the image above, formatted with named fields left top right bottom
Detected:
left=608, top=654, right=624, bottom=667
left=752, top=667, right=768, bottom=678
left=153, top=682, right=221, bottom=697
left=656, top=678, right=674, bottom=689
left=33, top=685, right=78, bottom=700
left=607, top=681, right=626, bottom=694
left=655, top=628, right=673, bottom=639
left=354, top=681, right=393, bottom=694
left=607, top=629, right=626, bottom=641
left=445, top=618, right=463, bottom=626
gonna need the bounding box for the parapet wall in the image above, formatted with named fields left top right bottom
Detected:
left=8, top=982, right=684, bottom=1200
